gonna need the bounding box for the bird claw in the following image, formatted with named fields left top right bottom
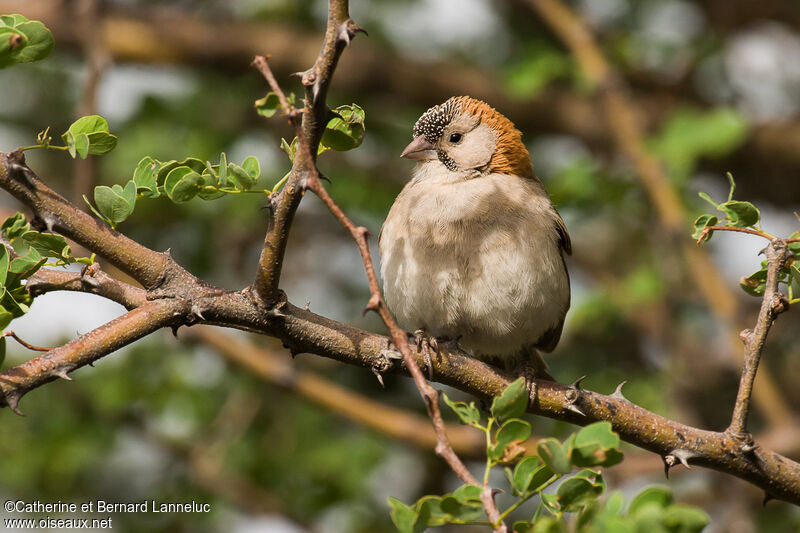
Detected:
left=372, top=344, right=403, bottom=387
left=412, top=330, right=439, bottom=379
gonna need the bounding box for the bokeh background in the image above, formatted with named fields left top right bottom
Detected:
left=1, top=0, right=799, bottom=531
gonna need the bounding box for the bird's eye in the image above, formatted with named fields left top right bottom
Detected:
left=449, top=133, right=462, bottom=143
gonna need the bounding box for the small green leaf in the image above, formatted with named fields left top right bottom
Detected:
left=320, top=103, right=366, bottom=151
left=280, top=137, right=297, bottom=162
left=415, top=496, right=446, bottom=528
left=0, top=245, right=9, bottom=286
left=571, top=421, right=624, bottom=467
left=629, top=486, right=672, bottom=514
left=65, top=114, right=109, bottom=136
left=94, top=184, right=135, bottom=227
left=788, top=231, right=800, bottom=255
left=242, top=156, right=260, bottom=181
left=512, top=456, right=554, bottom=495
left=440, top=494, right=484, bottom=522
left=491, top=377, right=529, bottom=420
left=663, top=503, right=710, bottom=532
left=691, top=214, right=718, bottom=242
left=442, top=392, right=481, bottom=426
left=255, top=91, right=295, bottom=118
left=86, top=131, right=117, bottom=155
left=719, top=200, right=760, bottom=228
left=452, top=484, right=482, bottom=503
left=8, top=247, right=44, bottom=283
left=556, top=476, right=603, bottom=512
left=489, top=419, right=531, bottom=461
left=1, top=213, right=30, bottom=240
left=218, top=153, right=228, bottom=186
left=74, top=132, right=90, bottom=158
left=227, top=163, right=255, bottom=191
left=164, top=166, right=203, bottom=203
left=537, top=438, right=571, bottom=475
left=13, top=20, right=53, bottom=63
left=132, top=156, right=159, bottom=197
left=388, top=497, right=417, bottom=533
left=740, top=268, right=767, bottom=297
left=697, top=191, right=718, bottom=209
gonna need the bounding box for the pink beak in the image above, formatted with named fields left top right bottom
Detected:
left=400, top=135, right=437, bottom=160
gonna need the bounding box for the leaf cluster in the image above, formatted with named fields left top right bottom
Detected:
left=0, top=14, right=53, bottom=68
left=389, top=379, right=706, bottom=532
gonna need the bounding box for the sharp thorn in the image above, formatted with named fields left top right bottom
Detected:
left=564, top=403, right=585, bottom=416
left=5, top=393, right=23, bottom=415
left=171, top=325, right=180, bottom=337
left=190, top=304, right=205, bottom=320
left=373, top=370, right=385, bottom=388
left=570, top=375, right=587, bottom=390
left=610, top=381, right=628, bottom=401
left=52, top=368, right=72, bottom=381
left=763, top=493, right=774, bottom=507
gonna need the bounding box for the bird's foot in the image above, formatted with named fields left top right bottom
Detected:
left=514, top=359, right=555, bottom=409
left=373, top=341, right=404, bottom=387
left=412, top=329, right=444, bottom=380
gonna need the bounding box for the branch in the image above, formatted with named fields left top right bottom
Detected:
left=0, top=298, right=187, bottom=414
left=728, top=240, right=790, bottom=437
left=252, top=0, right=363, bottom=306
left=0, top=151, right=169, bottom=290
left=26, top=264, right=147, bottom=309
left=524, top=0, right=795, bottom=427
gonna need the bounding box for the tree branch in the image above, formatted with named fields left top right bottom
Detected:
left=0, top=151, right=169, bottom=290
left=26, top=264, right=147, bottom=309
left=728, top=239, right=790, bottom=437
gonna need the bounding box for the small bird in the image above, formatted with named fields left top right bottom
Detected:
left=379, top=96, right=571, bottom=383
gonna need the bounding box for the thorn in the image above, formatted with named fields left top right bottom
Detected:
left=372, top=368, right=385, bottom=387
left=289, top=348, right=301, bottom=359
left=570, top=375, right=587, bottom=390
left=190, top=303, right=205, bottom=320
left=318, top=173, right=331, bottom=183
left=739, top=329, right=751, bottom=343
left=327, top=107, right=343, bottom=121
left=42, top=214, right=57, bottom=233
left=171, top=325, right=180, bottom=337
left=4, top=392, right=23, bottom=415
left=301, top=69, right=316, bottom=87
left=564, top=403, right=585, bottom=416
left=163, top=248, right=172, bottom=257
left=610, top=381, right=628, bottom=401
left=82, top=274, right=101, bottom=288
left=51, top=368, right=72, bottom=381
left=289, top=71, right=304, bottom=78
left=304, top=301, right=311, bottom=311
left=763, top=493, right=774, bottom=506
left=741, top=442, right=757, bottom=454
left=664, top=449, right=695, bottom=477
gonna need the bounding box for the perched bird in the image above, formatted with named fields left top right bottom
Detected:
left=379, top=96, right=571, bottom=382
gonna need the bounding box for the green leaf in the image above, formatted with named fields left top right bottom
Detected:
left=740, top=267, right=767, bottom=297
left=489, top=419, right=531, bottom=461
left=254, top=91, right=295, bottom=118
left=242, top=156, right=260, bottom=181
left=320, top=104, right=366, bottom=151
left=571, top=421, right=624, bottom=467
left=0, top=334, right=5, bottom=366
left=280, top=137, right=298, bottom=162
left=8, top=247, right=44, bottom=284
left=74, top=132, right=90, bottom=158
left=86, top=131, right=118, bottom=155
left=94, top=184, right=135, bottom=227
left=788, top=232, right=800, bottom=255
left=415, top=496, right=446, bottom=528
left=164, top=166, right=203, bottom=203
left=1, top=213, right=30, bottom=240
left=227, top=163, right=255, bottom=191
left=512, top=456, right=554, bottom=495
left=439, top=494, right=484, bottom=522
left=0, top=27, right=26, bottom=68
left=537, top=438, right=571, bottom=475
left=21, top=230, right=71, bottom=262
left=491, top=377, right=529, bottom=420
left=556, top=475, right=603, bottom=512
left=388, top=497, right=417, bottom=533
left=442, top=393, right=481, bottom=426
left=132, top=156, right=159, bottom=197
left=691, top=214, right=718, bottom=242
left=0, top=244, right=9, bottom=286
left=719, top=200, right=760, bottom=228
left=629, top=486, right=672, bottom=514
left=12, top=20, right=53, bottom=63
left=663, top=503, right=710, bottom=532
left=218, top=153, right=229, bottom=186
left=452, top=484, right=482, bottom=503
left=697, top=191, right=718, bottom=210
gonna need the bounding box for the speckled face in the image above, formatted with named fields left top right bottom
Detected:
left=412, top=100, right=459, bottom=171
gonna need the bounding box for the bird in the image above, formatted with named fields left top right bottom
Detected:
left=378, top=96, right=571, bottom=385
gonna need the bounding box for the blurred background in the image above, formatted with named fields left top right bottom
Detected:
left=0, top=0, right=799, bottom=531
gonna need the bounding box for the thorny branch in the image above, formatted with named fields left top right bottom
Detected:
left=728, top=239, right=790, bottom=438
left=0, top=0, right=798, bottom=518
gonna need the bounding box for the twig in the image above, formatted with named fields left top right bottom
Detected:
left=0, top=299, right=187, bottom=414
left=728, top=239, right=790, bottom=438
left=2, top=331, right=51, bottom=352
left=697, top=226, right=775, bottom=244
left=27, top=264, right=147, bottom=309
left=524, top=0, right=794, bottom=427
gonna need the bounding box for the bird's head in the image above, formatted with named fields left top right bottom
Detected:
left=401, top=96, right=533, bottom=178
